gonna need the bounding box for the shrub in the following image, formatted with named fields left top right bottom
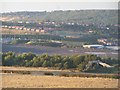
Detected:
left=44, top=72, right=54, bottom=76
left=112, top=75, right=120, bottom=79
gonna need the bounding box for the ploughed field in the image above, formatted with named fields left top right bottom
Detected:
left=2, top=44, right=118, bottom=58
left=1, top=66, right=119, bottom=88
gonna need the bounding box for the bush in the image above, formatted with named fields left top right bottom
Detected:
left=112, top=75, right=120, bottom=79
left=44, top=72, right=54, bottom=76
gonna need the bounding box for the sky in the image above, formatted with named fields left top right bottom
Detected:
left=0, top=1, right=119, bottom=13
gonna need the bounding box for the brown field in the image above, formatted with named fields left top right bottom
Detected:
left=1, top=66, right=70, bottom=72
left=2, top=74, right=118, bottom=88
left=1, top=66, right=119, bottom=88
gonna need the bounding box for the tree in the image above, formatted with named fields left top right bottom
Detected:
left=42, top=60, right=51, bottom=67
left=78, top=62, right=86, bottom=71
left=25, top=60, right=33, bottom=67
left=72, top=55, right=85, bottom=67
left=84, top=54, right=98, bottom=62
left=4, top=55, right=15, bottom=66
left=63, top=62, right=69, bottom=69
left=21, top=52, right=36, bottom=60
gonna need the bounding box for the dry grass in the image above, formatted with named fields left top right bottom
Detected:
left=1, top=66, right=70, bottom=72
left=1, top=66, right=119, bottom=88
left=2, top=74, right=118, bottom=88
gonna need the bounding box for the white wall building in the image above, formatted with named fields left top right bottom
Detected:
left=83, top=45, right=104, bottom=49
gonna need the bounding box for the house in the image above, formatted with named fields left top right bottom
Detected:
left=24, top=28, right=27, bottom=30
left=19, top=27, right=23, bottom=30
left=40, top=30, right=45, bottom=33
left=36, top=29, right=40, bottom=32
left=11, top=26, right=16, bottom=29
left=97, top=39, right=107, bottom=44
left=83, top=45, right=104, bottom=49
left=8, top=26, right=12, bottom=29
left=4, top=25, right=8, bottom=28
left=31, top=29, right=36, bottom=32
left=26, top=28, right=31, bottom=31
left=15, top=26, right=20, bottom=30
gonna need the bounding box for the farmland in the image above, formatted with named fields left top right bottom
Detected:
left=2, top=75, right=118, bottom=88
left=2, top=43, right=118, bottom=58
left=1, top=66, right=119, bottom=88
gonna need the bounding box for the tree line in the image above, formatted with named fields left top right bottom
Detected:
left=2, top=10, right=117, bottom=24
left=2, top=52, right=118, bottom=72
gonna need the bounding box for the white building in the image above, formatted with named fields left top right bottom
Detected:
left=83, top=45, right=104, bottom=49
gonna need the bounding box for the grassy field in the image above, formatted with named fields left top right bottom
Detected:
left=1, top=66, right=119, bottom=88
left=2, top=75, right=118, bottom=88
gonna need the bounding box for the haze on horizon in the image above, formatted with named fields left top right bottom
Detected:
left=0, top=2, right=118, bottom=13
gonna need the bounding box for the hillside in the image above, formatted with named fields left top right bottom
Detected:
left=1, top=10, right=118, bottom=24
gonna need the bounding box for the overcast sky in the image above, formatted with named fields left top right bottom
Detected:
left=0, top=1, right=118, bottom=13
